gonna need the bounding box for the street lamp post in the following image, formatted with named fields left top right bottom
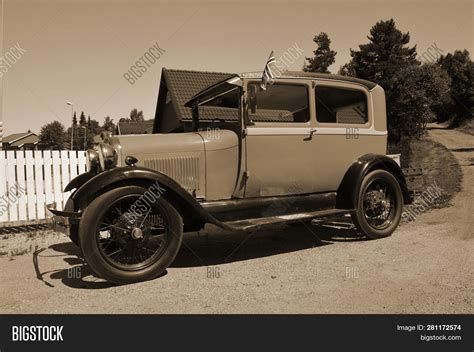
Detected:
left=67, top=101, right=74, bottom=150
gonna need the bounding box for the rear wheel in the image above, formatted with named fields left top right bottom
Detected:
left=351, top=170, right=403, bottom=239
left=79, top=186, right=183, bottom=284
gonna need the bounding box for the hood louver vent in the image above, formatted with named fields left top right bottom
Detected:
left=144, top=155, right=200, bottom=193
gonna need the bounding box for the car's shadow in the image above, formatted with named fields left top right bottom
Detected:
left=36, top=217, right=366, bottom=289
left=172, top=221, right=365, bottom=267
left=33, top=244, right=117, bottom=290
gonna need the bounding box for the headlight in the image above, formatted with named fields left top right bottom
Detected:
left=86, top=149, right=100, bottom=173
left=97, top=143, right=118, bottom=170
left=87, top=143, right=117, bottom=172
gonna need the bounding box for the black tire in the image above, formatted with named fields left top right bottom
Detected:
left=79, top=186, right=183, bottom=284
left=69, top=224, right=83, bottom=256
left=351, top=170, right=403, bottom=239
left=70, top=226, right=80, bottom=247
left=63, top=191, right=81, bottom=249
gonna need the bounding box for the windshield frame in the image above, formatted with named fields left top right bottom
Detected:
left=184, top=76, right=242, bottom=131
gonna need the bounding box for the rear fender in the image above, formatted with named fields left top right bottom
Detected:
left=336, top=154, right=411, bottom=209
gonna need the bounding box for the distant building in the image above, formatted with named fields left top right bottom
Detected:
left=116, top=120, right=154, bottom=135
left=2, top=132, right=39, bottom=151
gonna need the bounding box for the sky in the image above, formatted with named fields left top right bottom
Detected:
left=0, top=0, right=472, bottom=135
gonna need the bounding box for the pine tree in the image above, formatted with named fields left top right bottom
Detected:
left=72, top=112, right=77, bottom=126
left=303, top=32, right=336, bottom=74
left=79, top=111, right=87, bottom=126
left=343, top=19, right=421, bottom=143
left=345, top=19, right=418, bottom=91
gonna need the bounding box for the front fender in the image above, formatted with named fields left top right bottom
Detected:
left=64, top=171, right=96, bottom=192
left=68, top=166, right=231, bottom=231
left=336, top=154, right=411, bottom=209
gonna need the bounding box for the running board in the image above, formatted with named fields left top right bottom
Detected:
left=222, top=208, right=353, bottom=231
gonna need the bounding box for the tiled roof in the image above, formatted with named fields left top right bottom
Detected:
left=162, top=68, right=235, bottom=121
left=198, top=106, right=294, bottom=122
left=198, top=106, right=239, bottom=121
left=3, top=132, right=37, bottom=144
left=249, top=110, right=294, bottom=122
left=11, top=134, right=39, bottom=147
left=117, top=120, right=154, bottom=135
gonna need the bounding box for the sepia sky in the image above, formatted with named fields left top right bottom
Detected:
left=0, top=0, right=472, bottom=135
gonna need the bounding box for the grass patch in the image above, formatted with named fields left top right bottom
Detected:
left=0, top=230, right=64, bottom=258
left=458, top=119, right=474, bottom=136
left=408, top=138, right=462, bottom=208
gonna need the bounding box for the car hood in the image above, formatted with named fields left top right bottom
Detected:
left=111, top=132, right=205, bottom=165
left=109, top=130, right=239, bottom=199
left=110, top=132, right=206, bottom=196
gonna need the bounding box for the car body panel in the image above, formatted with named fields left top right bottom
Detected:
left=241, top=78, right=387, bottom=197
left=195, top=130, right=240, bottom=200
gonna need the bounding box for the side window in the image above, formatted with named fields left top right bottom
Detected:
left=249, top=83, right=309, bottom=123
left=315, top=86, right=368, bottom=124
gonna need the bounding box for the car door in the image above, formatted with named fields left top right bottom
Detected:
left=309, top=80, right=386, bottom=192
left=243, top=79, right=318, bottom=198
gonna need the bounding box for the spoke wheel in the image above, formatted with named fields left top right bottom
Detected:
left=362, top=180, right=396, bottom=230
left=97, top=194, right=170, bottom=271
left=80, top=186, right=183, bottom=284
left=351, top=170, right=403, bottom=239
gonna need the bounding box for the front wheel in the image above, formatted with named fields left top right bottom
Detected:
left=79, top=186, right=183, bottom=284
left=351, top=170, right=403, bottom=239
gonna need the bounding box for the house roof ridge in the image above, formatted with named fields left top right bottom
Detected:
left=163, top=67, right=235, bottom=76
left=3, top=131, right=36, bottom=144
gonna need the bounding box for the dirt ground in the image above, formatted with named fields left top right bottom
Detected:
left=0, top=127, right=472, bottom=314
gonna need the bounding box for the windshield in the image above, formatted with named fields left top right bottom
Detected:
left=155, top=74, right=241, bottom=133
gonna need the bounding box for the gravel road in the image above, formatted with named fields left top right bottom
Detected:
left=0, top=127, right=472, bottom=314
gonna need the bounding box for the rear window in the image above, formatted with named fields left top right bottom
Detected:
left=315, top=86, right=368, bottom=124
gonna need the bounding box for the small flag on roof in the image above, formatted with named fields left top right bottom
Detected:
left=261, top=51, right=276, bottom=90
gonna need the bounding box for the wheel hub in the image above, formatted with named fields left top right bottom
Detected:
left=131, top=227, right=144, bottom=240
left=96, top=192, right=171, bottom=271
left=111, top=215, right=152, bottom=245
left=363, top=181, right=395, bottom=230
left=365, top=189, right=387, bottom=214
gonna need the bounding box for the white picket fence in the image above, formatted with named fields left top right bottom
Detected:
left=0, top=150, right=87, bottom=223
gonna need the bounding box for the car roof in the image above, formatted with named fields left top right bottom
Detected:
left=238, top=71, right=377, bottom=90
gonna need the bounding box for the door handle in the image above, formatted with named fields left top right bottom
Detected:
left=304, top=128, right=317, bottom=141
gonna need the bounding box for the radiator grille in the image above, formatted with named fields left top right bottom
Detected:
left=144, top=155, right=199, bottom=193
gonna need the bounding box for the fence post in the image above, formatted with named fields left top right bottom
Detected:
left=0, top=151, right=7, bottom=222
left=0, top=149, right=87, bottom=223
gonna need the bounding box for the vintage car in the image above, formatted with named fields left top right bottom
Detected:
left=48, top=69, right=412, bottom=284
